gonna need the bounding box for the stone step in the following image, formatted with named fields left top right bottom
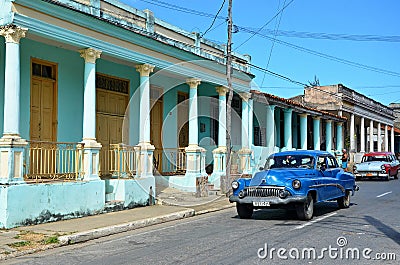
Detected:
left=103, top=200, right=124, bottom=213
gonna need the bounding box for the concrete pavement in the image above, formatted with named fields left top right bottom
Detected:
left=0, top=188, right=233, bottom=261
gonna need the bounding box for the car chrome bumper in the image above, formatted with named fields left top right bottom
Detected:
left=229, top=195, right=307, bottom=205
left=354, top=172, right=388, bottom=177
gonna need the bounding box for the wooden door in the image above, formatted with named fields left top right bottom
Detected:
left=30, top=78, right=56, bottom=141
left=151, top=99, right=163, bottom=171
left=178, top=92, right=189, bottom=148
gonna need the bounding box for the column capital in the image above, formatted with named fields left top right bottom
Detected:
left=283, top=108, right=293, bottom=114
left=313, top=116, right=321, bottom=120
left=186, top=78, right=201, bottom=89
left=135, top=63, right=155, bottom=77
left=299, top=113, right=308, bottom=118
left=326, top=119, right=332, bottom=124
left=268, top=104, right=276, bottom=110
left=0, top=25, right=27, bottom=44
left=239, top=92, right=251, bottom=102
left=216, top=86, right=229, bottom=96
left=79, top=48, right=102, bottom=64
left=337, top=122, right=343, bottom=126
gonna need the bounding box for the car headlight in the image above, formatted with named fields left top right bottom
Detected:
left=231, top=181, right=239, bottom=189
left=353, top=165, right=357, bottom=172
left=292, top=179, right=301, bottom=189
left=381, top=165, right=385, bottom=170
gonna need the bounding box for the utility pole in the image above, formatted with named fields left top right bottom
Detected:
left=222, top=0, right=233, bottom=195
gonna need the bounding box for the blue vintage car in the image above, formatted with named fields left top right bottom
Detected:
left=229, top=150, right=359, bottom=220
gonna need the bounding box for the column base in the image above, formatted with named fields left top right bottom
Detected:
left=81, top=139, right=102, bottom=181
left=238, top=148, right=252, bottom=175
left=137, top=142, right=155, bottom=178
left=210, top=146, right=227, bottom=189
left=0, top=137, right=27, bottom=184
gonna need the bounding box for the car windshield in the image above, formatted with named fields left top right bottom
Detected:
left=362, top=155, right=387, bottom=162
left=264, top=154, right=315, bottom=169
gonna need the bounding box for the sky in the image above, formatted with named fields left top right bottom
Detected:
left=120, top=0, right=400, bottom=106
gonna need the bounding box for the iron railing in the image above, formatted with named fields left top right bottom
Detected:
left=161, top=148, right=186, bottom=174
left=100, top=144, right=139, bottom=178
left=24, top=141, right=85, bottom=182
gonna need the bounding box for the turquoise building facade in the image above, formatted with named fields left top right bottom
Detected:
left=0, top=0, right=347, bottom=228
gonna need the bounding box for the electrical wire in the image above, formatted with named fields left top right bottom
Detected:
left=239, top=28, right=400, bottom=42
left=234, top=0, right=295, bottom=51
left=201, top=0, right=226, bottom=38
left=238, top=27, right=400, bottom=78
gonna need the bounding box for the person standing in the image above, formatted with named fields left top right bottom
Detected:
left=341, top=149, right=349, bottom=172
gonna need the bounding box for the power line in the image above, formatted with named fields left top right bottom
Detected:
left=238, top=27, right=400, bottom=78
left=261, top=0, right=287, bottom=87
left=239, top=27, right=400, bottom=42
left=201, top=0, right=226, bottom=38
left=234, top=0, right=295, bottom=51
left=136, top=0, right=226, bottom=19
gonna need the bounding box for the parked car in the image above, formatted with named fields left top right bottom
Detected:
left=353, top=152, right=399, bottom=181
left=229, top=150, right=358, bottom=220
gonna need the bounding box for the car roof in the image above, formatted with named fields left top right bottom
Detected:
left=270, top=150, right=332, bottom=157
left=363, top=152, right=394, bottom=156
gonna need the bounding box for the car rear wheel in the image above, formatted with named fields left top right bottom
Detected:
left=337, top=190, right=351, bottom=209
left=236, top=203, right=253, bottom=219
left=296, top=193, right=314, bottom=221
left=394, top=170, right=399, bottom=179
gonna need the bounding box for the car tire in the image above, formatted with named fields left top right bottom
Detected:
left=394, top=170, right=399, bottom=180
left=295, top=193, right=314, bottom=221
left=236, top=203, right=253, bottom=219
left=385, top=174, right=390, bottom=181
left=337, top=190, right=351, bottom=209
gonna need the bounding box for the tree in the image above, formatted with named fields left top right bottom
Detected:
left=307, top=75, right=320, bottom=87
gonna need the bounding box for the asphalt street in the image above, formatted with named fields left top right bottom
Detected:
left=5, top=179, right=400, bottom=265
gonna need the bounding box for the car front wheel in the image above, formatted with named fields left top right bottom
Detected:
left=236, top=203, right=253, bottom=219
left=337, top=190, right=351, bottom=209
left=296, top=193, right=314, bottom=221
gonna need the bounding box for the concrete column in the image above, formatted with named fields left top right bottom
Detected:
left=238, top=93, right=252, bottom=174
left=360, top=117, right=365, bottom=152
left=240, top=93, right=251, bottom=149
left=211, top=86, right=229, bottom=189
left=283, top=108, right=293, bottom=150
left=266, top=105, right=276, bottom=149
left=248, top=98, right=254, bottom=148
left=384, top=125, right=389, bottom=152
left=326, top=120, right=332, bottom=152
left=377, top=122, right=382, bottom=152
left=336, top=122, right=343, bottom=151
left=216, top=86, right=228, bottom=148
left=275, top=108, right=281, bottom=147
left=313, top=117, right=321, bottom=150
left=299, top=114, right=308, bottom=150
left=79, top=48, right=102, bottom=181
left=369, top=120, right=374, bottom=152
left=391, top=126, right=395, bottom=154
left=185, top=78, right=201, bottom=146
left=135, top=64, right=155, bottom=144
left=1, top=26, right=27, bottom=138
left=0, top=25, right=28, bottom=184
left=350, top=113, right=355, bottom=152
left=134, top=64, right=156, bottom=178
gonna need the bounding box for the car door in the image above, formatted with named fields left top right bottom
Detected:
left=316, top=156, right=333, bottom=201
left=326, top=155, right=343, bottom=198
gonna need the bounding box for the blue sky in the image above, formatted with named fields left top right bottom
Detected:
left=120, top=0, right=400, bottom=106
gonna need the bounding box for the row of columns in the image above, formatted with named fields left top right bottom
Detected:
left=265, top=105, right=344, bottom=152
left=349, top=114, right=395, bottom=153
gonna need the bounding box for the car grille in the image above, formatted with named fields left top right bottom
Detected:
left=245, top=187, right=284, bottom=197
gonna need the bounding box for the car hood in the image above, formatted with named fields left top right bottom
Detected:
left=249, top=168, right=312, bottom=186
left=356, top=161, right=386, bottom=170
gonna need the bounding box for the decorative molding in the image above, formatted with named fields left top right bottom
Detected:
left=79, top=48, right=101, bottom=64
left=0, top=25, right=27, bottom=44
left=135, top=64, right=155, bottom=77
left=216, top=86, right=229, bottom=96
left=239, top=92, right=251, bottom=102
left=186, top=78, right=201, bottom=89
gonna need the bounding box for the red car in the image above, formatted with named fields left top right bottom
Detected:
left=353, top=152, right=400, bottom=180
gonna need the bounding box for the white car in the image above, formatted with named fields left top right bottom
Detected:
left=353, top=152, right=400, bottom=181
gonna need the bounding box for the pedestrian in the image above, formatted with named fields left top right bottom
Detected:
left=341, top=149, right=348, bottom=172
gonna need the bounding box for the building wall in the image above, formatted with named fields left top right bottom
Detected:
left=0, top=40, right=4, bottom=135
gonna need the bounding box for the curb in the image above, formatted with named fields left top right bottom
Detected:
left=194, top=203, right=234, bottom=215
left=58, top=209, right=195, bottom=245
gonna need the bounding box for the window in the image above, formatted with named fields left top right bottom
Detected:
left=32, top=62, right=55, bottom=79
left=327, top=156, right=337, bottom=168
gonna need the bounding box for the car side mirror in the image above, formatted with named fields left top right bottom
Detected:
left=259, top=167, right=264, bottom=171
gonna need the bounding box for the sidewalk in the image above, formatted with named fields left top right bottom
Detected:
left=0, top=188, right=233, bottom=260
